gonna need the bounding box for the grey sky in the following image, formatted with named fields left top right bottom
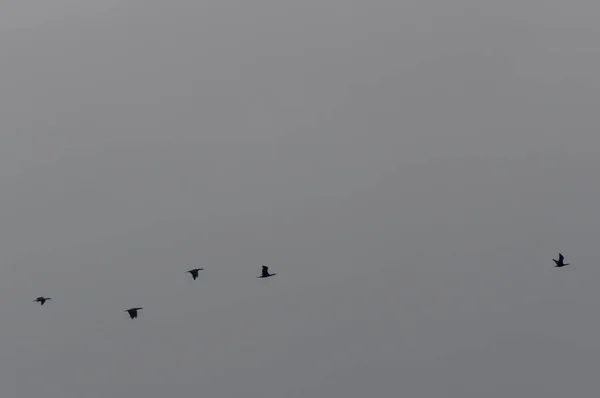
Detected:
left=1, top=1, right=600, bottom=397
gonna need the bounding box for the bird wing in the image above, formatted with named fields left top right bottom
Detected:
left=559, top=253, right=564, bottom=261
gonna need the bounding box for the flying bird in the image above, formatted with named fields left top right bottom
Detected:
left=33, top=296, right=51, bottom=305
left=125, top=307, right=143, bottom=319
left=187, top=268, right=204, bottom=280
left=553, top=253, right=569, bottom=267
left=257, top=265, right=276, bottom=278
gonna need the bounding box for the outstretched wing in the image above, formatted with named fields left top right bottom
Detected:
left=559, top=253, right=564, bottom=262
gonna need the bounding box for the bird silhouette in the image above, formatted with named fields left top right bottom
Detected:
left=257, top=265, right=276, bottom=278
left=187, top=268, right=204, bottom=280
left=553, top=253, right=569, bottom=267
left=33, top=296, right=51, bottom=305
left=125, top=307, right=143, bottom=319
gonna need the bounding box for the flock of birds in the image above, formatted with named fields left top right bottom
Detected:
left=31, top=254, right=569, bottom=318
left=32, top=265, right=278, bottom=319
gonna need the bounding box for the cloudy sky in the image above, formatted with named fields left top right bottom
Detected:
left=1, top=1, right=600, bottom=397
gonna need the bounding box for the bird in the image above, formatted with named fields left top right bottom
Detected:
left=125, top=307, right=143, bottom=319
left=33, top=296, right=51, bottom=305
left=553, top=253, right=569, bottom=267
left=257, top=265, right=276, bottom=278
left=187, top=268, right=204, bottom=280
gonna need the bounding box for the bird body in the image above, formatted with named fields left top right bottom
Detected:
left=125, top=307, right=143, bottom=319
left=257, top=265, right=276, bottom=278
left=553, top=253, right=569, bottom=267
left=34, top=296, right=51, bottom=305
left=187, top=268, right=204, bottom=280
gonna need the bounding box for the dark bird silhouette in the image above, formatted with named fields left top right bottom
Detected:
left=553, top=253, right=569, bottom=267
left=125, top=307, right=143, bottom=319
left=187, top=268, right=204, bottom=280
left=33, top=296, right=51, bottom=305
left=257, top=265, right=276, bottom=278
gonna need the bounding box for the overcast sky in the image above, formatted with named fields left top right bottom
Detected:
left=1, top=1, right=600, bottom=397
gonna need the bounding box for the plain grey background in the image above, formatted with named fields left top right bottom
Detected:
left=1, top=1, right=600, bottom=397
